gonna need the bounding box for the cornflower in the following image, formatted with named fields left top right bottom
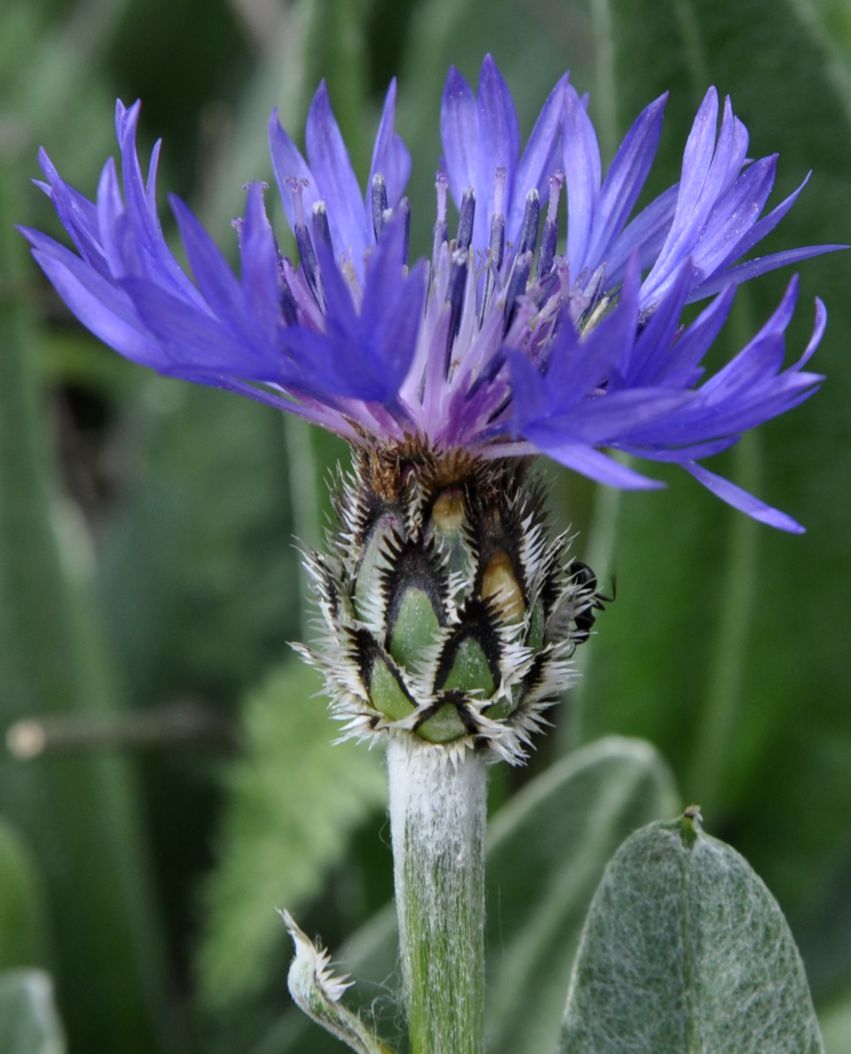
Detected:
left=21, top=54, right=837, bottom=758
left=22, top=55, right=841, bottom=1054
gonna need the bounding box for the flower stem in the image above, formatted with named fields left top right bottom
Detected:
left=387, top=738, right=487, bottom=1054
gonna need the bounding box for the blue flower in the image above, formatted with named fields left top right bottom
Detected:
left=22, top=56, right=840, bottom=531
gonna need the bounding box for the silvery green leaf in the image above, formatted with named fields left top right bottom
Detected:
left=0, top=971, right=65, bottom=1054
left=485, top=737, right=678, bottom=1054
left=560, top=813, right=825, bottom=1053
left=252, top=736, right=677, bottom=1054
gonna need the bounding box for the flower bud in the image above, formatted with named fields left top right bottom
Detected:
left=296, top=444, right=600, bottom=763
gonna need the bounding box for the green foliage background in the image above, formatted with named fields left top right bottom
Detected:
left=1, top=0, right=850, bottom=1050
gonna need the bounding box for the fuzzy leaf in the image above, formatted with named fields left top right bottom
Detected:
left=252, top=736, right=678, bottom=1054
left=560, top=814, right=825, bottom=1053
left=199, top=660, right=386, bottom=1008
left=0, top=971, right=65, bottom=1054
left=485, top=738, right=679, bottom=1054
left=574, top=0, right=851, bottom=1002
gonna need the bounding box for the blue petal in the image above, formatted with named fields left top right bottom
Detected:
left=170, top=194, right=243, bottom=320
left=584, top=94, right=667, bottom=270
left=510, top=74, right=568, bottom=238
left=685, top=462, right=805, bottom=533
left=562, top=84, right=601, bottom=274
left=688, top=155, right=778, bottom=280
left=120, top=276, right=275, bottom=378
left=359, top=218, right=425, bottom=387
left=268, top=108, right=321, bottom=233
left=369, top=78, right=411, bottom=207
left=440, top=66, right=480, bottom=208
left=306, top=82, right=369, bottom=261
left=29, top=238, right=152, bottom=362
left=476, top=54, right=520, bottom=241
left=239, top=183, right=282, bottom=343
left=37, top=147, right=105, bottom=272
left=525, top=433, right=665, bottom=489
left=691, top=245, right=848, bottom=301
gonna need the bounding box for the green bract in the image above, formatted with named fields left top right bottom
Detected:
left=296, top=445, right=598, bottom=762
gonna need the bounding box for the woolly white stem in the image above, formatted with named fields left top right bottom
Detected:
left=387, top=738, right=487, bottom=1054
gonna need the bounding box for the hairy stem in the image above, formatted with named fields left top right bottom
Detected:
left=387, top=739, right=487, bottom=1054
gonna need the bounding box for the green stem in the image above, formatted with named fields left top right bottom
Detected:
left=387, top=739, right=487, bottom=1054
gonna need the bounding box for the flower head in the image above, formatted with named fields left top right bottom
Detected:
left=23, top=56, right=838, bottom=533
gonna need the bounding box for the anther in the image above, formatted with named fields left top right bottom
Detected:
left=280, top=273, right=298, bottom=325
left=504, top=250, right=533, bottom=330
left=446, top=249, right=469, bottom=361
left=286, top=175, right=308, bottom=228
left=295, top=223, right=320, bottom=302
left=311, top=201, right=333, bottom=255
left=371, top=173, right=389, bottom=239
left=433, top=171, right=449, bottom=263
left=518, top=188, right=541, bottom=255
left=456, top=188, right=476, bottom=252
left=538, top=172, right=564, bottom=279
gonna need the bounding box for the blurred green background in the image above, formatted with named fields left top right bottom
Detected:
left=2, top=0, right=851, bottom=1051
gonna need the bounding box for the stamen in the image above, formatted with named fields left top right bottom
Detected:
left=280, top=271, right=299, bottom=325
left=287, top=176, right=308, bottom=228
left=583, top=264, right=607, bottom=312
left=538, top=171, right=564, bottom=279
left=433, top=171, right=449, bottom=263
left=456, top=188, right=476, bottom=252
left=446, top=249, right=469, bottom=364
left=295, top=223, right=320, bottom=303
left=286, top=176, right=320, bottom=300
left=504, top=250, right=533, bottom=330
left=371, top=173, right=389, bottom=240
left=518, top=188, right=541, bottom=255
left=312, top=201, right=333, bottom=255
left=465, top=348, right=506, bottom=400
left=488, top=167, right=507, bottom=271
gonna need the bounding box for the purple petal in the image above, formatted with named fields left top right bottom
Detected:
left=609, top=183, right=678, bottom=283
left=369, top=78, right=411, bottom=207
left=440, top=66, right=480, bottom=207
left=624, top=260, right=694, bottom=386
left=562, top=84, right=601, bottom=274
left=690, top=244, right=847, bottom=301
left=170, top=194, right=243, bottom=319
left=359, top=217, right=425, bottom=386
left=794, top=297, right=827, bottom=368
left=657, top=283, right=736, bottom=385
left=525, top=433, right=665, bottom=489
left=585, top=94, right=667, bottom=269
left=714, top=171, right=810, bottom=270
left=566, top=388, right=692, bottom=444
left=688, top=154, right=778, bottom=279
left=477, top=55, right=520, bottom=212
left=37, top=148, right=104, bottom=271
left=510, top=74, right=568, bottom=236
left=685, top=462, right=805, bottom=533
left=239, top=183, right=282, bottom=342
left=28, top=238, right=152, bottom=362
left=306, top=82, right=369, bottom=261
left=268, top=108, right=320, bottom=233
left=121, top=276, right=275, bottom=378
